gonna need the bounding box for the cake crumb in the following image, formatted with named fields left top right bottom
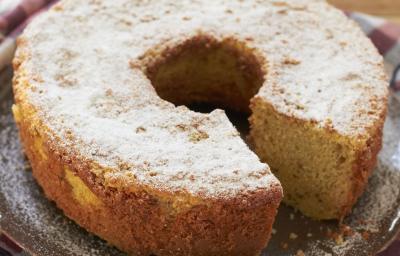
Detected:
left=307, top=233, right=313, bottom=237
left=340, top=225, right=354, bottom=237
left=105, top=88, right=113, bottom=96
left=335, top=234, right=344, bottom=245
left=289, top=213, right=295, bottom=220
left=296, top=249, right=305, bottom=256
left=280, top=242, right=288, bottom=250
left=277, top=9, right=288, bottom=15
left=135, top=126, right=146, bottom=133
left=289, top=232, right=298, bottom=240
left=361, top=231, right=370, bottom=240
left=189, top=131, right=209, bottom=142
left=283, top=57, right=301, bottom=65
left=24, top=163, right=31, bottom=171
left=225, top=8, right=233, bottom=14
left=272, top=228, right=277, bottom=235
left=149, top=171, right=158, bottom=177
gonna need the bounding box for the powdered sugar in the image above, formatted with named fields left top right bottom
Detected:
left=0, top=85, right=124, bottom=255
left=14, top=0, right=386, bottom=198
left=14, top=0, right=298, bottom=198
left=1, top=63, right=400, bottom=256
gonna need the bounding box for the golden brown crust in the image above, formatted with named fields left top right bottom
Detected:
left=15, top=106, right=281, bottom=256
left=341, top=104, right=387, bottom=219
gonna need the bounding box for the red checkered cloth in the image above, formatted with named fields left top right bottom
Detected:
left=0, top=1, right=399, bottom=255
left=0, top=234, right=23, bottom=256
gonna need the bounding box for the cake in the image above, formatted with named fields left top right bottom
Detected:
left=12, top=0, right=388, bottom=255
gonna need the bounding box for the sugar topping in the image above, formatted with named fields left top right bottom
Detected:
left=14, top=0, right=386, bottom=197
left=256, top=1, right=388, bottom=138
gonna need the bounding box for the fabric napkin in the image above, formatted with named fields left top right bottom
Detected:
left=0, top=0, right=399, bottom=255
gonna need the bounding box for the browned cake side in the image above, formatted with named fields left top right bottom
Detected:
left=13, top=101, right=282, bottom=256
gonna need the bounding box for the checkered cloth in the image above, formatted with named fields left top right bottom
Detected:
left=0, top=1, right=399, bottom=256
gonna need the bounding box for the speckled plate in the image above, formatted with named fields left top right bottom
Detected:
left=1, top=66, right=400, bottom=256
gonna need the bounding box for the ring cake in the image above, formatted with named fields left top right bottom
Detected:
left=12, top=0, right=388, bottom=255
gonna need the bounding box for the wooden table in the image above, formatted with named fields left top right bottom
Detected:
left=329, top=0, right=400, bottom=23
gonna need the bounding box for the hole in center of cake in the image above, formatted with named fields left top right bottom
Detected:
left=144, top=35, right=266, bottom=137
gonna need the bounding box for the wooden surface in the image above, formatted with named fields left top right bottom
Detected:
left=329, top=0, right=400, bottom=23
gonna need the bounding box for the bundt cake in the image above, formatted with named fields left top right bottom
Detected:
left=12, top=0, right=388, bottom=255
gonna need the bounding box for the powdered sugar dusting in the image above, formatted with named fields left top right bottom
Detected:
left=14, top=0, right=386, bottom=198
left=2, top=90, right=400, bottom=256
left=14, top=0, right=292, bottom=198
left=0, top=83, right=123, bottom=255
left=256, top=1, right=388, bottom=138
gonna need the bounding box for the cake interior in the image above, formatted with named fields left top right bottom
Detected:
left=144, top=34, right=361, bottom=220
left=250, top=100, right=357, bottom=219
left=145, top=36, right=265, bottom=114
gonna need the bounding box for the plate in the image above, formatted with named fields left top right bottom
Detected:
left=1, top=67, right=400, bottom=255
